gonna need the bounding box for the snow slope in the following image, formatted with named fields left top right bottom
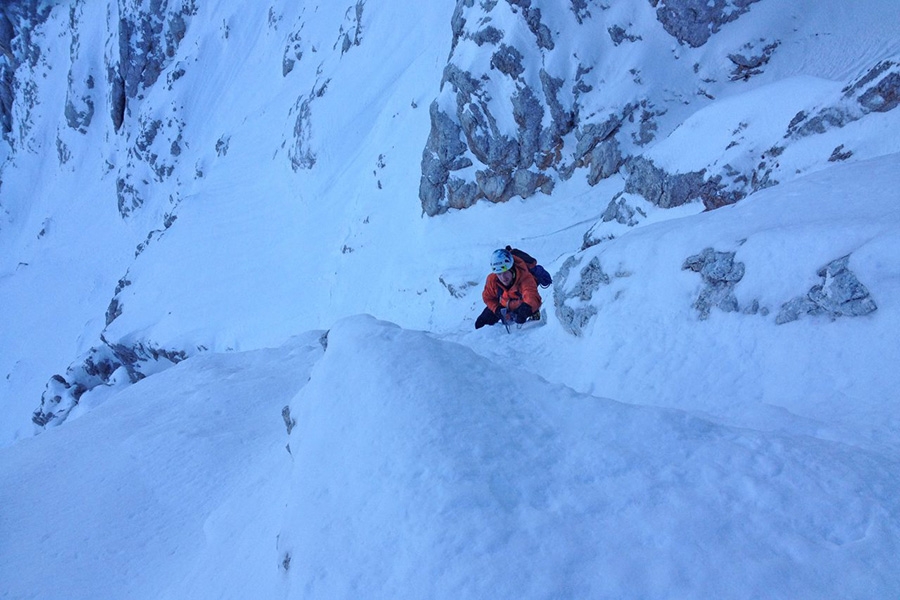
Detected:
left=1, top=0, right=899, bottom=597
left=0, top=330, right=325, bottom=600
left=2, top=315, right=898, bottom=599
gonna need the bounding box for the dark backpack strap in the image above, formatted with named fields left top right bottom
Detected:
left=507, top=245, right=536, bottom=266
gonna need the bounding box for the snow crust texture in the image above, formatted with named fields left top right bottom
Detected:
left=4, top=318, right=899, bottom=599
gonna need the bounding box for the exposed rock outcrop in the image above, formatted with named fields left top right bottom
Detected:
left=776, top=255, right=877, bottom=324
left=0, top=1, right=52, bottom=144
left=110, top=0, right=195, bottom=129
left=682, top=248, right=746, bottom=319
left=553, top=254, right=613, bottom=336
left=418, top=0, right=777, bottom=216
left=786, top=59, right=900, bottom=139
left=32, top=337, right=190, bottom=429
left=653, top=0, right=763, bottom=48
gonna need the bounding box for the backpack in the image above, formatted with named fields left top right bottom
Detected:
left=506, top=245, right=553, bottom=288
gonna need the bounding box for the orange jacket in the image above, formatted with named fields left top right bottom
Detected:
left=482, top=255, right=542, bottom=314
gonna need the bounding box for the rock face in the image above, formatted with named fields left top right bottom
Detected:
left=2, top=0, right=199, bottom=430
left=553, top=254, right=610, bottom=336
left=776, top=255, right=877, bottom=324
left=552, top=243, right=877, bottom=336
left=420, top=0, right=581, bottom=216
left=786, top=59, right=900, bottom=139
left=110, top=0, right=195, bottom=129
left=32, top=338, right=189, bottom=429
left=418, top=0, right=773, bottom=215
left=110, top=0, right=196, bottom=217
left=0, top=1, right=51, bottom=144
left=419, top=3, right=900, bottom=218
left=419, top=0, right=777, bottom=215
left=682, top=248, right=745, bottom=319
left=654, top=0, right=762, bottom=48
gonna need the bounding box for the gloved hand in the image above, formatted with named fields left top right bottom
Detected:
left=514, top=303, right=533, bottom=324
left=475, top=307, right=501, bottom=329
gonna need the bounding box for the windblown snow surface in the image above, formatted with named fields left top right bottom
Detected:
left=3, top=156, right=900, bottom=598
left=1, top=0, right=900, bottom=598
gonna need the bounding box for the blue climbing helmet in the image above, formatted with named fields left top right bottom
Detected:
left=490, top=248, right=514, bottom=273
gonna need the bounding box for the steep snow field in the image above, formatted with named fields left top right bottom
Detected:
left=2, top=314, right=898, bottom=599
left=2, top=155, right=899, bottom=598
left=2, top=0, right=900, bottom=597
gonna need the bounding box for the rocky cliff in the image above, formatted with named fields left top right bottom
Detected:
left=419, top=0, right=899, bottom=216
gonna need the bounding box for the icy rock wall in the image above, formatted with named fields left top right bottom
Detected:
left=0, top=1, right=52, bottom=148
left=419, top=0, right=900, bottom=216
left=2, top=0, right=198, bottom=430
left=420, top=0, right=754, bottom=216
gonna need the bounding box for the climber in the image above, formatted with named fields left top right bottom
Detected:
left=474, top=248, right=543, bottom=329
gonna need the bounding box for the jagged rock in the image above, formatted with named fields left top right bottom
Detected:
left=728, top=40, right=780, bottom=81
left=624, top=156, right=706, bottom=209
left=449, top=0, right=472, bottom=52
left=776, top=255, right=877, bottom=324
left=282, top=31, right=303, bottom=76
left=858, top=70, right=900, bottom=113
left=787, top=59, right=900, bottom=139
left=445, top=176, right=479, bottom=209
left=574, top=257, right=610, bottom=301
left=632, top=109, right=659, bottom=146
left=586, top=137, right=623, bottom=185
left=442, top=62, right=481, bottom=97
left=32, top=333, right=190, bottom=429
left=602, top=194, right=646, bottom=226
left=0, top=9, right=15, bottom=138
left=338, top=0, right=365, bottom=55
left=32, top=375, right=85, bottom=427
left=654, top=0, right=762, bottom=48
left=289, top=97, right=316, bottom=171
left=116, top=176, right=143, bottom=218
left=608, top=25, right=641, bottom=46
left=786, top=106, right=851, bottom=138
left=419, top=155, right=448, bottom=215
left=491, top=44, right=524, bottom=79
left=512, top=84, right=543, bottom=168
left=105, top=274, right=133, bottom=325
left=581, top=230, right=614, bottom=251
left=64, top=85, right=95, bottom=134
left=555, top=302, right=597, bottom=337
left=0, top=1, right=52, bottom=139
left=472, top=26, right=503, bottom=47
left=575, top=116, right=621, bottom=161
left=281, top=406, right=296, bottom=435
left=475, top=168, right=512, bottom=202
left=439, top=273, right=479, bottom=299
left=32, top=345, right=123, bottom=428
left=552, top=254, right=609, bottom=336
left=132, top=116, right=183, bottom=180
left=518, top=4, right=553, bottom=50
left=215, top=135, right=230, bottom=157
left=570, top=0, right=592, bottom=25
left=539, top=68, right=574, bottom=141
left=511, top=168, right=552, bottom=198
left=828, top=145, right=853, bottom=162
left=113, top=0, right=195, bottom=109
left=742, top=299, right=768, bottom=316
left=419, top=3, right=576, bottom=214
left=423, top=100, right=469, bottom=173
left=682, top=248, right=745, bottom=319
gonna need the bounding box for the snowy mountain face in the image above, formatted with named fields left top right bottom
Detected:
left=422, top=0, right=900, bottom=214
left=1, top=0, right=900, bottom=597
